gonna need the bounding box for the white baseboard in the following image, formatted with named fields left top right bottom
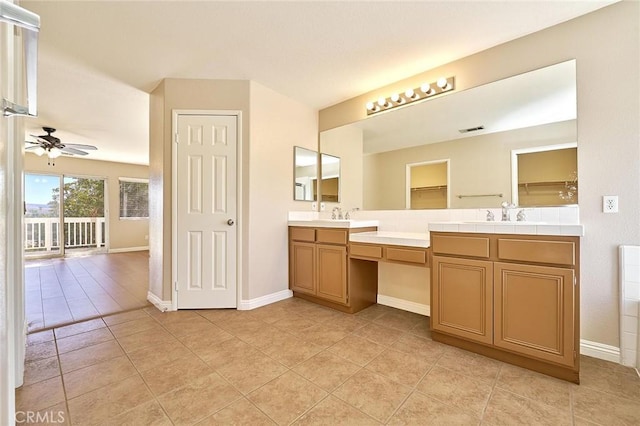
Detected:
left=147, top=291, right=173, bottom=312
left=377, top=294, right=430, bottom=316
left=580, top=339, right=620, bottom=363
left=238, top=289, right=293, bottom=311
left=109, top=246, right=149, bottom=254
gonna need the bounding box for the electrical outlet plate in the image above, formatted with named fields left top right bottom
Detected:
left=320, top=202, right=325, bottom=211
left=311, top=202, right=317, bottom=210
left=603, top=195, right=618, bottom=213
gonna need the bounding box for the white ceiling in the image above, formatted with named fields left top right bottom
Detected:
left=21, top=0, right=616, bottom=166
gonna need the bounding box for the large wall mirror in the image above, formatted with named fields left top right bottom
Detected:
left=319, top=60, right=577, bottom=210
left=293, top=146, right=318, bottom=201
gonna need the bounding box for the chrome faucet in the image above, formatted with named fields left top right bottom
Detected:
left=501, top=201, right=516, bottom=221
left=486, top=210, right=495, bottom=221
left=516, top=209, right=526, bottom=222
left=331, top=207, right=343, bottom=220
left=344, top=207, right=359, bottom=220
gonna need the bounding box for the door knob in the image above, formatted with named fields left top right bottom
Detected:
left=227, top=219, right=235, bottom=226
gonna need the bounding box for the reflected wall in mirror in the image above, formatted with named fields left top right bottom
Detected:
left=320, top=124, right=363, bottom=207
left=320, top=153, right=340, bottom=202
left=319, top=60, right=577, bottom=210
left=294, top=146, right=318, bottom=201
left=512, top=144, right=577, bottom=207
left=407, top=160, right=449, bottom=209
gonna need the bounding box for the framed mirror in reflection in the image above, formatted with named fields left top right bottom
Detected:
left=319, top=60, right=578, bottom=210
left=293, top=146, right=318, bottom=201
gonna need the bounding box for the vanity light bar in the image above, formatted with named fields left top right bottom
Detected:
left=366, top=76, right=455, bottom=115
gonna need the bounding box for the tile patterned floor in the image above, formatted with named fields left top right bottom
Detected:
left=17, top=298, right=640, bottom=425
left=25, top=251, right=150, bottom=332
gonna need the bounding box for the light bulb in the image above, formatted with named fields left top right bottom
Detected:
left=48, top=147, right=62, bottom=159
left=366, top=102, right=375, bottom=111
left=33, top=147, right=45, bottom=156
left=421, top=84, right=433, bottom=95
left=405, top=89, right=417, bottom=99
left=377, top=97, right=387, bottom=107
left=437, top=77, right=449, bottom=89
left=390, top=93, right=401, bottom=103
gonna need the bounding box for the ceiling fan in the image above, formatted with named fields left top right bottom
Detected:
left=25, top=127, right=98, bottom=165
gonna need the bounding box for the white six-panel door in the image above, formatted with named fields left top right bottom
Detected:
left=175, top=114, right=237, bottom=308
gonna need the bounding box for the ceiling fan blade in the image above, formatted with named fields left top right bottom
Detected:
left=60, top=147, right=89, bottom=156
left=63, top=143, right=97, bottom=150
left=25, top=140, right=40, bottom=145
left=25, top=146, right=42, bottom=151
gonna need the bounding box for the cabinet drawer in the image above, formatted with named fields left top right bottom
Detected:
left=290, top=227, right=315, bottom=242
left=350, top=244, right=383, bottom=259
left=316, top=229, right=348, bottom=245
left=498, top=239, right=575, bottom=266
left=386, top=247, right=427, bottom=265
left=432, top=234, right=490, bottom=258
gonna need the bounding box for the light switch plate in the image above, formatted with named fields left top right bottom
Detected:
left=603, top=195, right=618, bottom=213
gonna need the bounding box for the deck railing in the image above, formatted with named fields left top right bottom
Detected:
left=24, top=217, right=106, bottom=253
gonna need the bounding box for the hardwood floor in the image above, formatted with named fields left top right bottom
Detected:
left=25, top=251, right=150, bottom=332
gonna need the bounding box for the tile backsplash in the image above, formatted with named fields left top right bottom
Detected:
left=313, top=206, right=580, bottom=233
left=620, top=245, right=640, bottom=368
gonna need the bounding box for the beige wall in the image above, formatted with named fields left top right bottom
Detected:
left=411, top=162, right=448, bottom=188
left=410, top=162, right=448, bottom=209
left=149, top=79, right=317, bottom=302
left=518, top=148, right=577, bottom=183
left=149, top=79, right=251, bottom=301
left=364, top=120, right=575, bottom=210
left=248, top=81, right=318, bottom=300
left=24, top=155, right=149, bottom=251
left=320, top=1, right=640, bottom=348
left=378, top=263, right=430, bottom=306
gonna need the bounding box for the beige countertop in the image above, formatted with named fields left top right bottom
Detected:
left=349, top=231, right=430, bottom=248
left=287, top=219, right=379, bottom=229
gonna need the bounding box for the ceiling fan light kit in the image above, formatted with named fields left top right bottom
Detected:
left=25, top=126, right=97, bottom=166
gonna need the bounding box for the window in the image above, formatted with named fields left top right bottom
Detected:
left=119, top=178, right=149, bottom=219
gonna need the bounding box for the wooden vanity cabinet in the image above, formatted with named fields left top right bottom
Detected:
left=493, top=262, right=575, bottom=367
left=289, top=226, right=377, bottom=313
left=430, top=232, right=580, bottom=383
left=316, top=244, right=348, bottom=304
left=431, top=256, right=493, bottom=345
left=289, top=241, right=316, bottom=295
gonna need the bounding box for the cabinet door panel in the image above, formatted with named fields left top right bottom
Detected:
left=432, top=256, right=493, bottom=344
left=494, top=262, right=574, bottom=366
left=317, top=244, right=348, bottom=304
left=290, top=242, right=316, bottom=295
